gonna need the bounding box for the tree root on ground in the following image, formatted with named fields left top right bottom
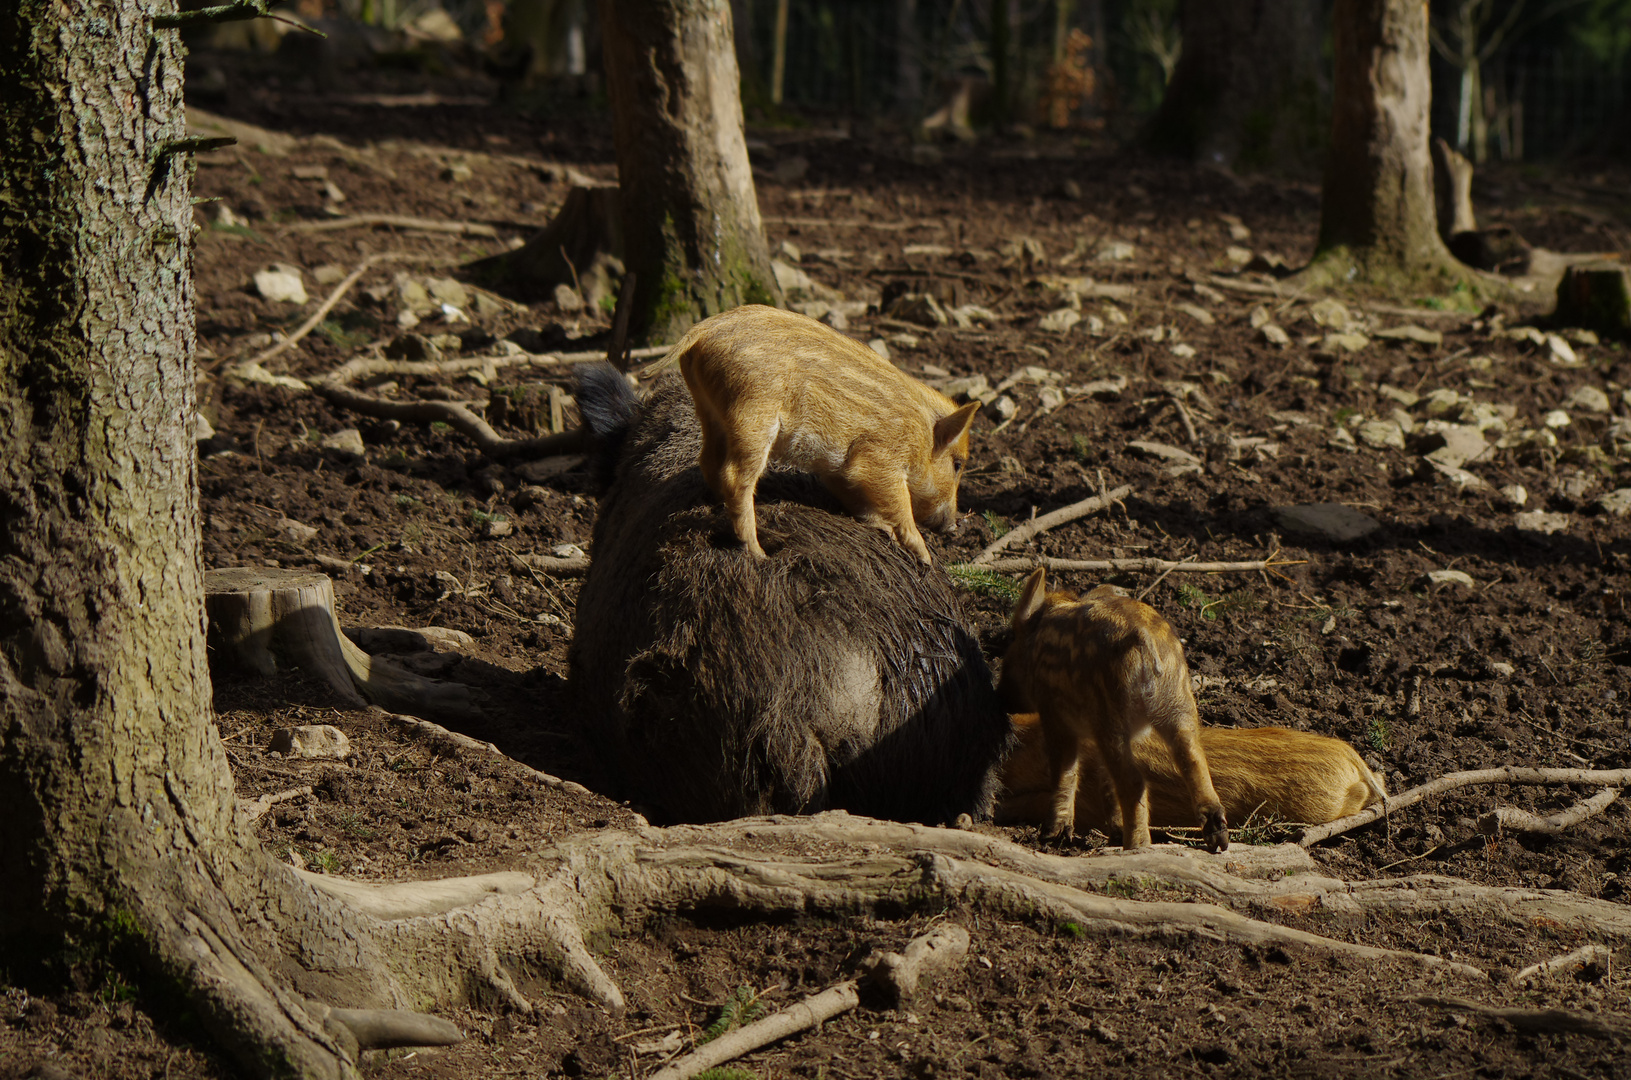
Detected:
left=1415, top=996, right=1631, bottom=1041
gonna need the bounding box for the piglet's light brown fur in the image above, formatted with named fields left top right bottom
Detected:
left=676, top=305, right=979, bottom=564
left=997, top=714, right=1387, bottom=835
left=1000, top=569, right=1228, bottom=852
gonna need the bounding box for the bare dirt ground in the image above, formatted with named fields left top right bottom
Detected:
left=4, top=50, right=1631, bottom=1080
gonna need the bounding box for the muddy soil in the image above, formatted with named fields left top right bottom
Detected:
left=4, top=52, right=1631, bottom=1080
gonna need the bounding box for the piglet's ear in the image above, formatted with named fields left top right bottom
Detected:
left=1011, top=567, right=1048, bottom=632
left=933, top=401, right=979, bottom=454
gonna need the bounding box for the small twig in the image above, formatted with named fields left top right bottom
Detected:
left=236, top=785, right=313, bottom=822
left=648, top=981, right=861, bottom=1080
left=1477, top=788, right=1620, bottom=837
left=1300, top=767, right=1631, bottom=847
left=972, top=486, right=1135, bottom=564
left=976, top=555, right=1304, bottom=575
left=249, top=253, right=412, bottom=368
left=283, top=215, right=500, bottom=237
left=313, top=382, right=585, bottom=459
left=1414, top=996, right=1631, bottom=1041
left=507, top=553, right=591, bottom=576
left=1513, top=945, right=1611, bottom=986
left=1168, top=392, right=1200, bottom=446
left=1135, top=554, right=1195, bottom=601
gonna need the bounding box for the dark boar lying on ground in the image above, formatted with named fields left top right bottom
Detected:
left=569, top=364, right=1012, bottom=824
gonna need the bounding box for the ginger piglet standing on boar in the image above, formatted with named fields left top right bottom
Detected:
left=675, top=305, right=980, bottom=564
left=1000, top=569, right=1229, bottom=852
left=997, top=715, right=1387, bottom=834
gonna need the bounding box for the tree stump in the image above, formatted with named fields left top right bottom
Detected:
left=466, top=183, right=623, bottom=310
left=1554, top=263, right=1631, bottom=340
left=205, top=567, right=477, bottom=720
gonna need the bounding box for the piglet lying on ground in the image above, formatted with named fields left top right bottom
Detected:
left=569, top=366, right=1012, bottom=824
left=997, top=713, right=1387, bottom=835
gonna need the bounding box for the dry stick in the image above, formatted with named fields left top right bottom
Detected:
left=236, top=785, right=313, bottom=823
left=1513, top=944, right=1611, bottom=985
left=249, top=253, right=413, bottom=368
left=283, top=214, right=500, bottom=237
left=1414, top=996, right=1631, bottom=1041
left=385, top=713, right=592, bottom=796
left=313, top=382, right=585, bottom=459
left=508, top=553, right=591, bottom=576
left=973, top=485, right=1135, bottom=564
left=323, top=345, right=671, bottom=387
left=1477, top=787, right=1620, bottom=837
left=648, top=981, right=859, bottom=1080
left=1135, top=555, right=1195, bottom=602
left=1168, top=392, right=1200, bottom=446
left=979, top=555, right=1303, bottom=575
left=1300, top=767, right=1631, bottom=847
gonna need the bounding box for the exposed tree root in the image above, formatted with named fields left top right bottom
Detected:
left=1416, top=996, right=1631, bottom=1041
left=247, top=253, right=417, bottom=370
left=1513, top=944, right=1612, bottom=986
left=1478, top=788, right=1620, bottom=837
left=976, top=555, right=1304, bottom=575
left=312, top=382, right=586, bottom=460
left=1301, top=767, right=1631, bottom=846
left=383, top=713, right=592, bottom=797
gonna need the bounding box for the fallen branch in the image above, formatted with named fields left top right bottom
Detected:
left=312, top=381, right=585, bottom=460
left=284, top=215, right=500, bottom=238
left=649, top=981, right=861, bottom=1080
left=237, top=785, right=313, bottom=823
left=1478, top=787, right=1620, bottom=837
left=507, top=553, right=591, bottom=576
left=1513, top=944, right=1611, bottom=985
left=248, top=253, right=415, bottom=369
left=860, top=923, right=969, bottom=1006
left=385, top=712, right=592, bottom=797
left=973, top=485, right=1135, bottom=564
left=1300, top=767, right=1631, bottom=847
left=975, top=555, right=1304, bottom=575
left=1415, top=996, right=1631, bottom=1041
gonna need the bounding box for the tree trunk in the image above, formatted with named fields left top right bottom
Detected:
left=1147, top=0, right=1324, bottom=170
left=601, top=0, right=782, bottom=343
left=1299, top=0, right=1471, bottom=294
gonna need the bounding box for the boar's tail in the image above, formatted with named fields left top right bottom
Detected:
left=577, top=361, right=641, bottom=492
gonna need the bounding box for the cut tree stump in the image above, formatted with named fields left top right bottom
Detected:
left=1554, top=262, right=1631, bottom=340
left=466, top=183, right=623, bottom=309
left=205, top=567, right=478, bottom=720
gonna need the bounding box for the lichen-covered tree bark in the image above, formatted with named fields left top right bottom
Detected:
left=1147, top=0, right=1323, bottom=170
left=600, top=0, right=782, bottom=342
left=1300, top=0, right=1469, bottom=292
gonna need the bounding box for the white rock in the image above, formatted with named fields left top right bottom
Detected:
left=1328, top=425, right=1357, bottom=452
left=778, top=239, right=802, bottom=262
left=1175, top=302, right=1215, bottom=326
left=1097, top=241, right=1135, bottom=261
left=1425, top=459, right=1488, bottom=491
left=1543, top=409, right=1571, bottom=429
left=1514, top=511, right=1569, bottom=536
left=1377, top=385, right=1419, bottom=407
left=1598, top=489, right=1631, bottom=517
left=275, top=517, right=319, bottom=544
left=1373, top=324, right=1443, bottom=346
left=322, top=428, right=366, bottom=457
left=1417, top=421, right=1491, bottom=468
left=984, top=395, right=1018, bottom=423
left=1500, top=484, right=1528, bottom=508
left=1490, top=662, right=1515, bottom=677
left=426, top=277, right=468, bottom=307
left=1546, top=334, right=1580, bottom=366
left=868, top=338, right=891, bottom=360
left=941, top=374, right=992, bottom=402
left=194, top=412, right=216, bottom=441
left=269, top=725, right=351, bottom=760
left=1225, top=245, right=1253, bottom=266
left=1308, top=298, right=1353, bottom=330
left=1320, top=332, right=1369, bottom=353
left=1038, top=307, right=1081, bottom=333
left=1424, top=569, right=1476, bottom=588
left=1170, top=343, right=1197, bottom=359
left=1259, top=323, right=1290, bottom=347
left=552, top=543, right=587, bottom=559
left=1563, top=385, right=1611, bottom=414
left=1357, top=419, right=1405, bottom=450
left=254, top=265, right=307, bottom=304
left=1067, top=376, right=1128, bottom=399
left=771, top=259, right=816, bottom=298
left=1102, top=304, right=1129, bottom=325
left=1037, top=385, right=1065, bottom=411
left=1416, top=388, right=1465, bottom=418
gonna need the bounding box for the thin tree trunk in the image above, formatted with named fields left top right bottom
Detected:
left=1300, top=0, right=1469, bottom=293
left=600, top=0, right=783, bottom=342
left=1147, top=0, right=1323, bottom=169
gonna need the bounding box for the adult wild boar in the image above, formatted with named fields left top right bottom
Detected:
left=569, top=365, right=1012, bottom=824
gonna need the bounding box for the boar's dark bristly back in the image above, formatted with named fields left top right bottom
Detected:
left=569, top=375, right=1013, bottom=825
left=575, top=361, right=642, bottom=493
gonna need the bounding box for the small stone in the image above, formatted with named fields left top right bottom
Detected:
left=1097, top=241, right=1136, bottom=262
left=822, top=307, right=848, bottom=331
left=1320, top=331, right=1370, bottom=353
left=552, top=543, right=587, bottom=559
left=312, top=264, right=346, bottom=286
left=1127, top=440, right=1201, bottom=466
left=1500, top=484, right=1528, bottom=508
left=1308, top=298, right=1353, bottom=330
left=268, top=725, right=351, bottom=760
left=1038, top=307, right=1081, bottom=333
left=396, top=276, right=432, bottom=313
left=1423, top=569, right=1476, bottom=588
left=888, top=332, right=920, bottom=350
left=941, top=374, right=992, bottom=402
left=1037, top=385, right=1065, bottom=411
left=1170, top=343, right=1197, bottom=359
left=1563, top=385, right=1611, bottom=413
left=482, top=519, right=514, bottom=539
left=1490, top=662, right=1515, bottom=677
left=1259, top=323, right=1290, bottom=347
left=1248, top=305, right=1271, bottom=329
left=886, top=292, right=949, bottom=327
left=777, top=239, right=802, bottom=262
left=1377, top=385, right=1419, bottom=407
left=1224, top=245, right=1253, bottom=266
left=1373, top=324, right=1443, bottom=346
left=771, top=259, right=816, bottom=299
left=868, top=338, right=891, bottom=360
left=1228, top=221, right=1252, bottom=241
left=194, top=412, right=216, bottom=441
left=254, top=265, right=307, bottom=304
left=1328, top=425, right=1358, bottom=452
left=1424, top=458, right=1488, bottom=491
left=1543, top=409, right=1571, bottom=429
left=1597, top=489, right=1631, bottom=517
left=426, top=277, right=468, bottom=308
left=1546, top=333, right=1580, bottom=366
left=1514, top=511, right=1570, bottom=536
left=275, top=517, right=319, bottom=544
left=1175, top=302, right=1215, bottom=326
left=1272, top=503, right=1381, bottom=543
left=441, top=162, right=474, bottom=183
left=1416, top=388, right=1465, bottom=418
left=921, top=363, right=951, bottom=378
left=1357, top=419, right=1405, bottom=450
left=984, top=395, right=1017, bottom=423
left=1103, top=304, right=1129, bottom=325
left=1415, top=422, right=1491, bottom=468
left=1068, top=376, right=1128, bottom=400
left=322, top=428, right=366, bottom=457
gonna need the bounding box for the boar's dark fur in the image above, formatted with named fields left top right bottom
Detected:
left=570, top=366, right=1012, bottom=824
